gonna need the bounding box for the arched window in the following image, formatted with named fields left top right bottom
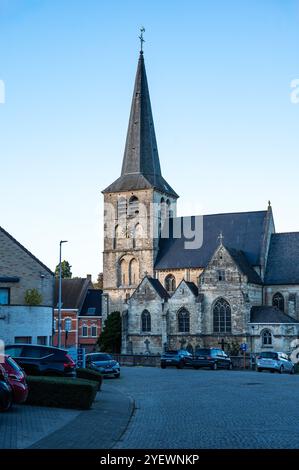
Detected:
left=128, top=196, right=139, bottom=217
left=129, top=258, right=139, bottom=285
left=165, top=274, right=176, bottom=293
left=64, top=318, right=72, bottom=332
left=113, top=225, right=121, bottom=249
left=178, top=308, right=190, bottom=333
left=166, top=199, right=173, bottom=218
left=273, top=292, right=285, bottom=312
left=213, top=298, right=231, bottom=333
left=160, top=197, right=167, bottom=220
left=262, top=329, right=272, bottom=346
left=141, top=310, right=151, bottom=332
left=133, top=223, right=142, bottom=249
left=118, top=258, right=127, bottom=286
left=117, top=197, right=127, bottom=219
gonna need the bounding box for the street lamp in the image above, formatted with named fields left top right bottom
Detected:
left=58, top=240, right=68, bottom=348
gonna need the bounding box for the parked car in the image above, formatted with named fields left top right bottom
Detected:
left=3, top=355, right=28, bottom=403
left=86, top=353, right=121, bottom=378
left=160, top=350, right=193, bottom=369
left=256, top=351, right=295, bottom=374
left=0, top=364, right=13, bottom=412
left=192, top=348, right=233, bottom=370
left=5, top=344, right=76, bottom=377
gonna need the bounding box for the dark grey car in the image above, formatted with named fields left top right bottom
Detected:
left=86, top=353, right=120, bottom=378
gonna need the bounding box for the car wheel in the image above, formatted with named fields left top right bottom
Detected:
left=0, top=393, right=12, bottom=412
left=114, top=373, right=120, bottom=378
left=279, top=366, right=284, bottom=374
left=227, top=363, right=233, bottom=370
left=177, top=361, right=184, bottom=369
left=211, top=362, right=217, bottom=371
left=256, top=367, right=262, bottom=372
left=161, top=364, right=166, bottom=369
left=270, top=370, right=275, bottom=373
left=193, top=366, right=200, bottom=370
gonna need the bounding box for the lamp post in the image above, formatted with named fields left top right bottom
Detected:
left=58, top=240, right=68, bottom=348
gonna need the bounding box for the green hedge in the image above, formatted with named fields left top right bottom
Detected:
left=26, top=376, right=98, bottom=410
left=76, top=368, right=103, bottom=390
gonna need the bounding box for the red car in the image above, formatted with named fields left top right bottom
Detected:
left=0, top=363, right=13, bottom=411
left=3, top=355, right=28, bottom=404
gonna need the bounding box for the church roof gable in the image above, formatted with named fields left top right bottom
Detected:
left=250, top=306, right=299, bottom=324
left=155, top=211, right=268, bottom=270
left=265, top=233, right=299, bottom=285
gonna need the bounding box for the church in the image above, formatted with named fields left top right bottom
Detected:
left=102, top=49, right=299, bottom=355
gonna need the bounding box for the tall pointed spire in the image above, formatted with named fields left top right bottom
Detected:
left=103, top=50, right=178, bottom=198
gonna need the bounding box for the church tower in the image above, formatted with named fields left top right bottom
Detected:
left=102, top=47, right=178, bottom=316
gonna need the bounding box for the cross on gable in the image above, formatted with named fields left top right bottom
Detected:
left=218, top=231, right=224, bottom=245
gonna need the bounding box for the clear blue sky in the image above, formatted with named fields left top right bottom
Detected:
left=0, top=0, right=298, bottom=279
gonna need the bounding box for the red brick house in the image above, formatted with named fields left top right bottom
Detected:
left=53, top=276, right=102, bottom=352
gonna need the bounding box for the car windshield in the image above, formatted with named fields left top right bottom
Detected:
left=260, top=352, right=278, bottom=360
left=195, top=349, right=211, bottom=356
left=91, top=354, right=112, bottom=361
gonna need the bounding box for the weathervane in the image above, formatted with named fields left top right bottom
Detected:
left=139, top=27, right=145, bottom=52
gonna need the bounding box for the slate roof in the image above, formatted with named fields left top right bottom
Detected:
left=184, top=281, right=199, bottom=296
left=265, top=233, right=299, bottom=285
left=80, top=289, right=102, bottom=316
left=103, top=52, right=178, bottom=198
left=54, top=278, right=92, bottom=309
left=0, top=226, right=54, bottom=275
left=250, top=306, right=299, bottom=324
left=147, top=277, right=169, bottom=300
left=155, top=211, right=268, bottom=270
left=226, top=247, right=262, bottom=285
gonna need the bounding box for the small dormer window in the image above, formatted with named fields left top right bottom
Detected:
left=218, top=270, right=225, bottom=282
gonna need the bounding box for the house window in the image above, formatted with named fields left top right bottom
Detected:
left=141, top=310, right=151, bottom=332
left=165, top=274, right=176, bottom=293
left=129, top=258, right=139, bottom=285
left=87, top=307, right=96, bottom=315
left=178, top=308, right=190, bottom=333
left=14, top=336, right=32, bottom=344
left=82, top=325, right=88, bottom=337
left=262, top=330, right=272, bottom=346
left=213, top=298, right=231, bottom=333
left=0, top=288, right=9, bottom=305
left=37, top=336, right=47, bottom=345
left=218, top=270, right=225, bottom=282
left=273, top=292, right=285, bottom=312
left=91, top=325, right=97, bottom=337
left=65, top=318, right=72, bottom=332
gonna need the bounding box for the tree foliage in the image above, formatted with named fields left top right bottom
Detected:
left=93, top=272, right=103, bottom=290
left=25, top=289, right=43, bottom=306
left=55, top=260, right=72, bottom=279
left=97, top=311, right=121, bottom=353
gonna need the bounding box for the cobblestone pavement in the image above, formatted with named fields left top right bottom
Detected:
left=114, top=367, right=299, bottom=449
left=0, top=404, right=80, bottom=449
left=0, top=385, right=133, bottom=449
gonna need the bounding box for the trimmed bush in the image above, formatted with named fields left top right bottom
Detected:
left=26, top=376, right=98, bottom=410
left=76, top=368, right=103, bottom=391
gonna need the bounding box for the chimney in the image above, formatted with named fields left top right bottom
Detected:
left=86, top=274, right=92, bottom=282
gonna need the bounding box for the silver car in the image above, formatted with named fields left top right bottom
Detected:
left=256, top=351, right=295, bottom=374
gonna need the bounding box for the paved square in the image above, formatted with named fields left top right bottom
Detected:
left=114, top=367, right=299, bottom=449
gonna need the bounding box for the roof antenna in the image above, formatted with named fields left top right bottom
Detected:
left=139, top=27, right=145, bottom=53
